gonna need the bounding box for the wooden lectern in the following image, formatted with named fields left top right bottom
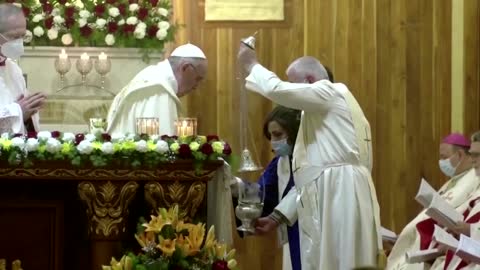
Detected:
left=0, top=160, right=223, bottom=270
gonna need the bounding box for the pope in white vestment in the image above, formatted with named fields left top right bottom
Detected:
left=106, top=43, right=235, bottom=245
left=238, top=48, right=383, bottom=269
left=106, top=44, right=208, bottom=135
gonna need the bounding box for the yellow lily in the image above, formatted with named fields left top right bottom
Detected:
left=157, top=237, right=176, bottom=256
left=143, top=215, right=168, bottom=233
left=204, top=226, right=217, bottom=250
left=185, top=223, right=205, bottom=255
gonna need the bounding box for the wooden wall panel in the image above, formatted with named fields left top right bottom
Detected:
left=464, top=0, right=480, bottom=136
left=170, top=0, right=478, bottom=268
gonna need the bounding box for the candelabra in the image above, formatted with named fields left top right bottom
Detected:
left=54, top=57, right=71, bottom=91
left=75, top=53, right=93, bottom=85
left=94, top=54, right=111, bottom=90
left=54, top=49, right=71, bottom=91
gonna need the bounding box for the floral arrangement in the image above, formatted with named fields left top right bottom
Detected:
left=102, top=206, right=238, bottom=270
left=8, top=0, right=176, bottom=59
left=0, top=131, right=232, bottom=170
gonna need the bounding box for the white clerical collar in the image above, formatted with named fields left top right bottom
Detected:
left=160, top=59, right=178, bottom=94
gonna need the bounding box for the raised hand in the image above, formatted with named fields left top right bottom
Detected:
left=237, top=42, right=259, bottom=74
left=16, top=92, right=47, bottom=120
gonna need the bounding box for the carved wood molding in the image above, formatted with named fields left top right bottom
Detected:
left=78, top=181, right=138, bottom=239
left=144, top=181, right=207, bottom=222
left=0, top=161, right=221, bottom=181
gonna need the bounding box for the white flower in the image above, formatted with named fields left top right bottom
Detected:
left=61, top=33, right=73, bottom=45
left=158, top=8, right=168, bottom=17
left=62, top=132, right=75, bottom=142
left=96, top=18, right=107, bottom=28
left=52, top=8, right=61, bottom=16
left=111, top=133, right=125, bottom=143
left=134, top=28, right=145, bottom=39
left=33, top=26, right=45, bottom=37
left=158, top=21, right=170, bottom=30
left=118, top=19, right=125, bottom=26
left=137, top=22, right=147, bottom=29
left=79, top=10, right=91, bottom=18
left=108, top=7, right=120, bottom=17
left=23, top=30, right=33, bottom=44
left=78, top=18, right=88, bottom=27
left=150, top=135, right=159, bottom=142
left=170, top=142, right=180, bottom=153
left=126, top=16, right=138, bottom=25
left=77, top=140, right=93, bottom=154
left=212, top=141, right=224, bottom=154
left=37, top=131, right=52, bottom=141
left=1, top=133, right=9, bottom=139
left=32, top=14, right=44, bottom=23
left=85, top=134, right=96, bottom=142
left=189, top=141, right=200, bottom=152
left=129, top=3, right=139, bottom=12
left=11, top=137, right=25, bottom=149
left=101, top=142, right=114, bottom=154
left=126, top=133, right=136, bottom=141
left=75, top=0, right=84, bottom=9
left=53, top=15, right=65, bottom=25
left=105, top=34, right=115, bottom=46
left=47, top=28, right=58, bottom=40
left=135, top=140, right=148, bottom=152
left=156, top=29, right=167, bottom=40
left=155, top=140, right=169, bottom=154
left=26, top=138, right=39, bottom=152
left=46, top=138, right=62, bottom=153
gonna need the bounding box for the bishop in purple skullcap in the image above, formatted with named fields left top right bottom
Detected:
left=442, top=133, right=471, bottom=148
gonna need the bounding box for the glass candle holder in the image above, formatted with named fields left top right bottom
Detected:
left=174, top=117, right=197, bottom=136
left=89, top=118, right=107, bottom=134
left=136, top=117, right=160, bottom=136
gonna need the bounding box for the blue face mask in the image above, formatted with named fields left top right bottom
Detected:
left=271, top=138, right=292, bottom=156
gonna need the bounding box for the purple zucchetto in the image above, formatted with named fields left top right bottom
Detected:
left=442, top=133, right=471, bottom=148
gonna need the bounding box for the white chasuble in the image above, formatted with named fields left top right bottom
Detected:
left=386, top=169, right=479, bottom=270
left=0, top=59, right=40, bottom=134
left=245, top=64, right=382, bottom=270
left=106, top=59, right=181, bottom=136
left=106, top=59, right=234, bottom=245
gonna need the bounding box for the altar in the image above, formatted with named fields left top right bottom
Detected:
left=0, top=160, right=224, bottom=270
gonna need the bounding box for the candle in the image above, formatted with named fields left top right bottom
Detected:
left=176, top=119, right=196, bottom=136
left=59, top=49, right=68, bottom=60
left=80, top=53, right=89, bottom=60
left=98, top=52, right=107, bottom=61
left=136, top=118, right=159, bottom=135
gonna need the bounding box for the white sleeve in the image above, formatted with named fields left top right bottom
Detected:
left=245, top=64, right=341, bottom=112
left=275, top=187, right=298, bottom=226
left=0, top=103, right=24, bottom=134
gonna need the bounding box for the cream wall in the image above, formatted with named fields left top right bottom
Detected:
left=19, top=46, right=163, bottom=133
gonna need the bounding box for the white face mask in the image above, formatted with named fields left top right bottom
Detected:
left=439, top=157, right=458, bottom=177
left=0, top=34, right=24, bottom=60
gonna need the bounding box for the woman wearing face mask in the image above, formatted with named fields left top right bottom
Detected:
left=233, top=105, right=301, bottom=270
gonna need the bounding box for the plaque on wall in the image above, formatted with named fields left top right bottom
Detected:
left=205, top=0, right=284, bottom=21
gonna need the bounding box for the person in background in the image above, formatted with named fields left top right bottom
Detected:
left=0, top=3, right=46, bottom=134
